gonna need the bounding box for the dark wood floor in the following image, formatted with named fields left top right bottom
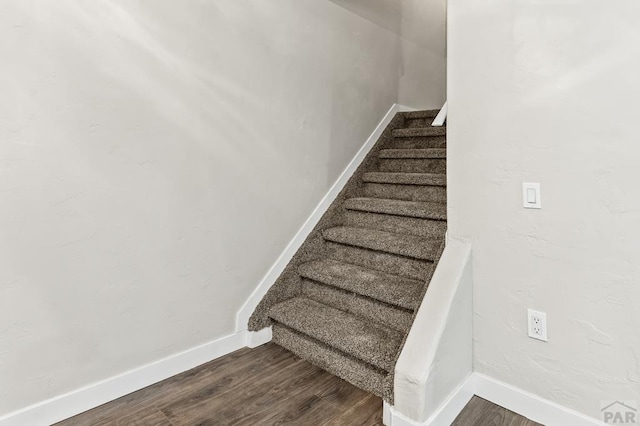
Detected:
left=452, top=397, right=541, bottom=426
left=56, top=343, right=538, bottom=426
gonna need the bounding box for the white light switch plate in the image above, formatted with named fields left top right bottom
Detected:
left=523, top=183, right=541, bottom=209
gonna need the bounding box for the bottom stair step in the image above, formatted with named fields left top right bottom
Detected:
left=272, top=324, right=392, bottom=401
left=268, top=297, right=402, bottom=372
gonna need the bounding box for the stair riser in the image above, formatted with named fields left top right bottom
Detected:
left=363, top=183, right=447, bottom=203
left=271, top=325, right=389, bottom=399
left=386, top=137, right=446, bottom=149
left=379, top=158, right=446, bottom=174
left=326, top=241, right=432, bottom=281
left=344, top=210, right=447, bottom=238
left=301, top=280, right=413, bottom=332
left=405, top=117, right=433, bottom=128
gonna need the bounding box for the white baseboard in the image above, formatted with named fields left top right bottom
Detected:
left=246, top=327, right=272, bottom=348
left=388, top=373, right=603, bottom=426
left=470, top=373, right=604, bottom=426
left=0, top=332, right=247, bottom=426
left=424, top=374, right=475, bottom=426
left=388, top=375, right=474, bottom=426
left=234, top=103, right=414, bottom=332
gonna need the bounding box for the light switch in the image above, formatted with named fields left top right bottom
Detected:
left=523, top=183, right=541, bottom=209
left=526, top=188, right=537, bottom=203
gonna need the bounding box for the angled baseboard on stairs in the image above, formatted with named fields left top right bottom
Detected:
left=235, top=103, right=416, bottom=333
left=246, top=106, right=448, bottom=402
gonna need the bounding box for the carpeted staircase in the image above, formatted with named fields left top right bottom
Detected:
left=248, top=110, right=447, bottom=402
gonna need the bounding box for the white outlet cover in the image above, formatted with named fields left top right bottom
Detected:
left=528, top=309, right=548, bottom=342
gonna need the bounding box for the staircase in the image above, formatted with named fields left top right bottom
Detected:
left=248, top=110, right=447, bottom=402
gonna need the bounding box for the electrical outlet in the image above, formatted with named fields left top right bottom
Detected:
left=528, top=309, right=548, bottom=342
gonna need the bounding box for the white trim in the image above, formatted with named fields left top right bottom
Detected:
left=431, top=101, right=447, bottom=127
left=0, top=332, right=246, bottom=426
left=470, top=373, right=605, bottom=426
left=383, top=401, right=392, bottom=426
left=388, top=375, right=474, bottom=426
left=388, top=373, right=604, bottom=426
left=245, top=327, right=272, bottom=348
left=423, top=374, right=475, bottom=426
left=235, top=103, right=415, bottom=332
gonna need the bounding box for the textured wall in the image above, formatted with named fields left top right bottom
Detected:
left=0, top=0, right=444, bottom=416
left=448, top=0, right=640, bottom=420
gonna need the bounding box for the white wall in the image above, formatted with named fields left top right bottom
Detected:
left=448, top=0, right=640, bottom=420
left=0, top=0, right=444, bottom=416
left=398, top=0, right=447, bottom=109
left=329, top=0, right=448, bottom=110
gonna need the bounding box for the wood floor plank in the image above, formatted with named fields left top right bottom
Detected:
left=452, top=396, right=541, bottom=426
left=237, top=394, right=340, bottom=426
left=57, top=344, right=286, bottom=426
left=161, top=346, right=301, bottom=425
left=315, top=375, right=372, bottom=410
left=217, top=363, right=336, bottom=424
left=93, top=406, right=172, bottom=426
left=219, top=362, right=339, bottom=425
left=323, top=393, right=383, bottom=426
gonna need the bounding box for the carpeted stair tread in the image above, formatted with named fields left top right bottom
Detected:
left=362, top=172, right=446, bottom=187
left=327, top=242, right=432, bottom=282
left=269, top=297, right=402, bottom=371
left=344, top=197, right=446, bottom=221
left=403, top=110, right=439, bottom=119
left=301, top=282, right=413, bottom=332
left=322, top=226, right=441, bottom=260
left=344, top=210, right=447, bottom=238
left=379, top=148, right=446, bottom=159
left=298, top=259, right=423, bottom=310
left=392, top=127, right=447, bottom=138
